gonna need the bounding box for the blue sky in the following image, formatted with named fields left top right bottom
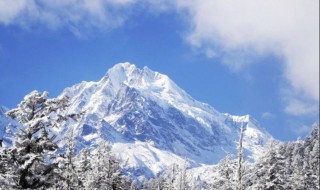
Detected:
left=0, top=0, right=318, bottom=141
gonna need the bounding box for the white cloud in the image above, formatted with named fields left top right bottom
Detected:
left=261, top=112, right=275, bottom=120
left=0, top=0, right=27, bottom=24
left=174, top=0, right=319, bottom=115
left=0, top=0, right=318, bottom=116
left=292, top=124, right=313, bottom=136
left=0, top=0, right=134, bottom=34
left=281, top=87, right=319, bottom=116
left=284, top=98, right=319, bottom=116
left=204, top=48, right=217, bottom=58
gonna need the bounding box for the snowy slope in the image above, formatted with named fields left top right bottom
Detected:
left=52, top=62, right=273, bottom=177
left=0, top=106, right=23, bottom=148
left=0, top=106, right=7, bottom=141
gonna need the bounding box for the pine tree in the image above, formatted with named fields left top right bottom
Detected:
left=256, top=140, right=287, bottom=190
left=130, top=180, right=138, bottom=190
left=88, top=142, right=109, bottom=189
left=265, top=149, right=287, bottom=190
left=302, top=125, right=319, bottom=190
left=0, top=148, right=14, bottom=187
left=4, top=91, right=71, bottom=189
left=282, top=142, right=295, bottom=182
left=75, top=148, right=92, bottom=188
left=121, top=174, right=132, bottom=190
left=55, top=130, right=80, bottom=189
left=243, top=125, right=319, bottom=190
left=177, top=160, right=188, bottom=190
left=191, top=176, right=203, bottom=190
left=309, top=125, right=319, bottom=176
left=141, top=176, right=149, bottom=190
left=211, top=154, right=236, bottom=190
left=0, top=91, right=83, bottom=189
left=276, top=143, right=294, bottom=189
left=86, top=141, right=126, bottom=190
left=165, top=164, right=179, bottom=190
left=292, top=137, right=305, bottom=190
left=149, top=178, right=157, bottom=190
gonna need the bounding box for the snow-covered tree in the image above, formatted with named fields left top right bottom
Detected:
left=148, top=178, right=157, bottom=190
left=191, top=176, right=203, bottom=190
left=141, top=176, right=149, bottom=190
left=0, top=90, right=84, bottom=189
left=0, top=148, right=15, bottom=187
left=130, top=180, right=138, bottom=190
left=211, top=154, right=236, bottom=190
left=75, top=147, right=92, bottom=188
left=54, top=130, right=80, bottom=189
left=282, top=142, right=295, bottom=178
left=178, top=160, right=189, bottom=190
left=164, top=164, right=179, bottom=190
left=301, top=125, right=320, bottom=190
left=292, top=137, right=305, bottom=189
left=309, top=125, right=320, bottom=190
left=264, top=148, right=287, bottom=189
left=86, top=141, right=127, bottom=190
left=3, top=91, right=71, bottom=189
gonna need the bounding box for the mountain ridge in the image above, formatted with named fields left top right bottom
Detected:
left=56, top=62, right=272, bottom=176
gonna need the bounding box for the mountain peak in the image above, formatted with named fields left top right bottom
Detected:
left=107, top=62, right=137, bottom=74
left=64, top=63, right=222, bottom=124
left=101, top=62, right=173, bottom=93
left=103, top=62, right=137, bottom=81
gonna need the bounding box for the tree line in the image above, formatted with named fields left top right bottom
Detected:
left=0, top=91, right=319, bottom=189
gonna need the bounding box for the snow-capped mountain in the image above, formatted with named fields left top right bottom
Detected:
left=51, top=62, right=272, bottom=176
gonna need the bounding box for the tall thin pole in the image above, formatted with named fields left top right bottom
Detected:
left=237, top=123, right=244, bottom=190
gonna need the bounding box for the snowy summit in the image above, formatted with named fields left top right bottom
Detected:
left=52, top=62, right=273, bottom=176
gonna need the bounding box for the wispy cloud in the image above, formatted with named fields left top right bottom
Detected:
left=292, top=124, right=313, bottom=136
left=174, top=0, right=319, bottom=115
left=261, top=112, right=275, bottom=120
left=0, top=0, right=27, bottom=25
left=0, top=0, right=135, bottom=35
left=284, top=99, right=319, bottom=116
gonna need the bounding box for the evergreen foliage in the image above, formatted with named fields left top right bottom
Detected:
left=0, top=91, right=130, bottom=189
